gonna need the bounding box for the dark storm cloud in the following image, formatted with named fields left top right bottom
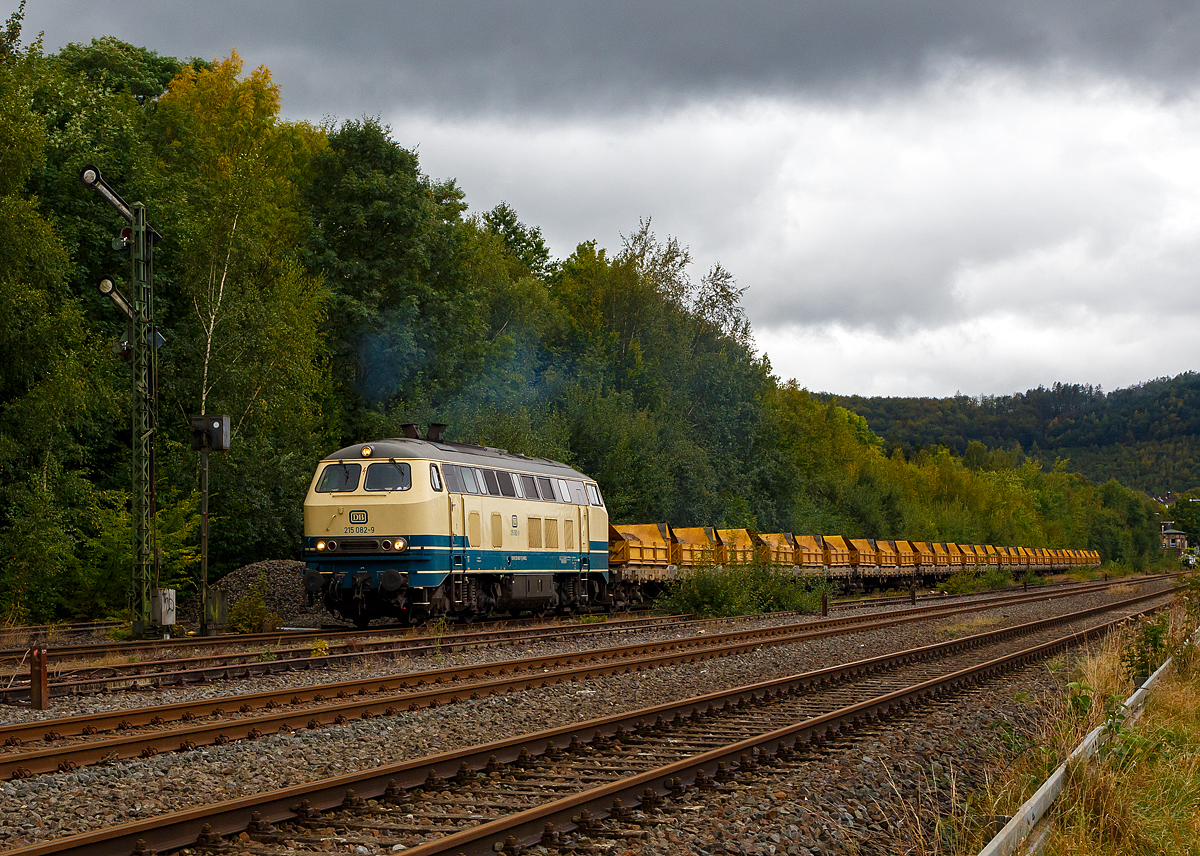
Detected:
left=21, top=0, right=1200, bottom=120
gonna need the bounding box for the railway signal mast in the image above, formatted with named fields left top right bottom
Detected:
left=80, top=166, right=164, bottom=636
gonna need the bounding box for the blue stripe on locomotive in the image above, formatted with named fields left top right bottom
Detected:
left=305, top=536, right=610, bottom=591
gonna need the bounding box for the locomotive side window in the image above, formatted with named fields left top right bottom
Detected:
left=430, top=464, right=443, bottom=491
left=496, top=471, right=518, bottom=497
left=443, top=464, right=465, bottom=493
left=519, top=474, right=539, bottom=499
left=317, top=463, right=362, bottom=492
left=586, top=484, right=604, bottom=506
left=459, top=466, right=480, bottom=494
left=482, top=469, right=501, bottom=495
left=569, top=481, right=588, bottom=504
left=557, top=479, right=571, bottom=502
left=537, top=477, right=557, bottom=501
left=364, top=462, right=410, bottom=491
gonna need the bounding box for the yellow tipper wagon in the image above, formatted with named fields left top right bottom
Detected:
left=929, top=542, right=950, bottom=570
left=912, top=541, right=935, bottom=571
left=941, top=542, right=964, bottom=570
left=718, top=528, right=764, bottom=565
left=848, top=538, right=880, bottom=572
left=959, top=544, right=982, bottom=569
left=876, top=539, right=899, bottom=574
left=820, top=535, right=853, bottom=577
left=760, top=532, right=798, bottom=566
left=674, top=526, right=725, bottom=567
left=608, top=523, right=675, bottom=581
left=983, top=545, right=1002, bottom=567
left=794, top=536, right=825, bottom=573
left=891, top=540, right=917, bottom=574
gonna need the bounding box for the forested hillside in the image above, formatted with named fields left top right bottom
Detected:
left=834, top=374, right=1200, bottom=496
left=0, top=11, right=1164, bottom=621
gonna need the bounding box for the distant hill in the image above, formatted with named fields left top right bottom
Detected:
left=830, top=373, right=1200, bottom=496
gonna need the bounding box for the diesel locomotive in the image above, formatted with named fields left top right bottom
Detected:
left=302, top=428, right=612, bottom=626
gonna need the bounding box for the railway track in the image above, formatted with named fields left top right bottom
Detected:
left=0, top=574, right=1163, bottom=671
left=0, top=613, right=659, bottom=669
left=0, top=579, right=1175, bottom=782
left=0, top=576, right=1166, bottom=703
left=2, top=584, right=1173, bottom=856
left=0, top=613, right=695, bottom=700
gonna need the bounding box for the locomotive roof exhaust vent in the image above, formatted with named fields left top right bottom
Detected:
left=400, top=423, right=447, bottom=441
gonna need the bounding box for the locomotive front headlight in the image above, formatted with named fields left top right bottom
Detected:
left=316, top=540, right=327, bottom=552
left=381, top=540, right=392, bottom=551
left=326, top=540, right=338, bottom=552
left=394, top=537, right=408, bottom=552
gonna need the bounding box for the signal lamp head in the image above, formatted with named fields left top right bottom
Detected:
left=98, top=277, right=115, bottom=295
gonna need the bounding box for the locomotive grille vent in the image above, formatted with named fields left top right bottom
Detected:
left=340, top=538, right=381, bottom=552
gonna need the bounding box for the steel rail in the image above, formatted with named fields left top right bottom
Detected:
left=1, top=572, right=1166, bottom=667
left=0, top=612, right=688, bottom=668
left=0, top=585, right=1178, bottom=782
left=0, top=576, right=1148, bottom=740
left=0, top=612, right=700, bottom=699
left=0, top=576, right=1155, bottom=703
left=1, top=592, right=1169, bottom=856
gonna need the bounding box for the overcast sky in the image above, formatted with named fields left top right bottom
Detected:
left=20, top=1, right=1200, bottom=397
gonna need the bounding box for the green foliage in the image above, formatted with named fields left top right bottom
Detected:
left=1180, top=571, right=1200, bottom=625
left=1099, top=701, right=1175, bottom=772
left=834, top=373, right=1200, bottom=496
left=1120, top=614, right=1171, bottom=680
left=940, top=566, right=1014, bottom=595
left=51, top=36, right=182, bottom=100
left=1067, top=680, right=1094, bottom=718
left=655, top=564, right=827, bottom=618
left=227, top=572, right=279, bottom=633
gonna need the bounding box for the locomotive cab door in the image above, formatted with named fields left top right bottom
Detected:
left=580, top=506, right=590, bottom=571
left=448, top=493, right=467, bottom=606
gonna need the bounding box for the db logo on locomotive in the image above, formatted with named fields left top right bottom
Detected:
left=348, top=510, right=368, bottom=524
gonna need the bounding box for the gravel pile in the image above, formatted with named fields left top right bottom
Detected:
left=177, top=560, right=325, bottom=627
left=0, top=581, right=1175, bottom=850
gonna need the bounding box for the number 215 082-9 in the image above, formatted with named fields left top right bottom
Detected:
left=343, top=526, right=375, bottom=534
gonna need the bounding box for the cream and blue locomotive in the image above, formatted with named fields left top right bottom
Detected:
left=302, top=430, right=611, bottom=625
